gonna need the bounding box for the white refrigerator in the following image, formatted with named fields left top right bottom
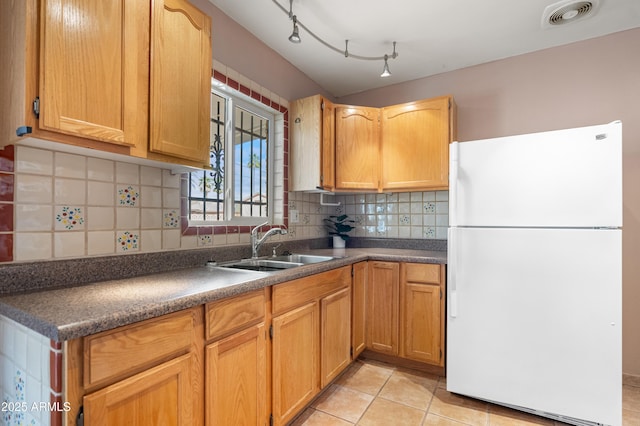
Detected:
left=447, top=121, right=622, bottom=426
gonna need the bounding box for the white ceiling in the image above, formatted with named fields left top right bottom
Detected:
left=208, top=0, right=640, bottom=98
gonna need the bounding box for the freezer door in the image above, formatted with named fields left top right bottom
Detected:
left=449, top=121, right=622, bottom=228
left=446, top=227, right=622, bottom=425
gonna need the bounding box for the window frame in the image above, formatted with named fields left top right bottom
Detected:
left=187, top=84, right=277, bottom=227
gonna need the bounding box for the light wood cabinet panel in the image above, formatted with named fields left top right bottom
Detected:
left=206, top=323, right=267, bottom=426
left=272, top=302, right=319, bottom=426
left=38, top=0, right=148, bottom=148
left=83, top=309, right=195, bottom=389
left=290, top=95, right=335, bottom=191
left=321, top=287, right=351, bottom=387
left=205, top=289, right=266, bottom=341
left=351, top=261, right=367, bottom=359
left=401, top=263, right=445, bottom=366
left=366, top=261, right=399, bottom=355
left=381, top=96, right=455, bottom=191
left=149, top=0, right=211, bottom=163
left=335, top=105, right=380, bottom=190
left=83, top=353, right=195, bottom=426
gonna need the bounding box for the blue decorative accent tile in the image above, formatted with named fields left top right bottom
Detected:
left=424, top=202, right=436, bottom=214
left=117, top=231, right=139, bottom=252
left=197, top=235, right=212, bottom=246
left=117, top=185, right=139, bottom=207
left=163, top=210, right=179, bottom=228
left=14, top=369, right=25, bottom=401
left=55, top=206, right=84, bottom=230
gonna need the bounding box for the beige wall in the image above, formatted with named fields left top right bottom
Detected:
left=339, top=28, right=640, bottom=376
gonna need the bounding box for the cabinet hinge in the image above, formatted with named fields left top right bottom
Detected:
left=76, top=406, right=84, bottom=426
left=269, top=324, right=273, bottom=340
left=270, top=413, right=274, bottom=426
left=33, top=97, right=40, bottom=119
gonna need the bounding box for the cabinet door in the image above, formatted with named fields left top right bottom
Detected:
left=351, top=262, right=367, bottom=358
left=150, top=0, right=211, bottom=163
left=206, top=324, right=266, bottom=426
left=39, top=0, right=148, bottom=147
left=272, top=302, right=319, bottom=426
left=403, top=283, right=442, bottom=365
left=321, top=287, right=351, bottom=387
left=381, top=96, right=453, bottom=191
left=401, top=263, right=445, bottom=366
left=290, top=95, right=335, bottom=191
left=84, top=353, right=195, bottom=425
left=335, top=105, right=380, bottom=190
left=366, top=262, right=399, bottom=355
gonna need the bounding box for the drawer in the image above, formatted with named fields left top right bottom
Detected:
left=272, top=266, right=350, bottom=315
left=205, top=289, right=266, bottom=341
left=83, top=308, right=196, bottom=388
left=404, top=263, right=442, bottom=284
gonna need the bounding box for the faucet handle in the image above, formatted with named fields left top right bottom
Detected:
left=272, top=244, right=282, bottom=257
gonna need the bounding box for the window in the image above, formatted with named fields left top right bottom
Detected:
left=189, top=86, right=278, bottom=225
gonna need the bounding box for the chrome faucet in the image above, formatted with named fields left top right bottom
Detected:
left=251, top=221, right=287, bottom=258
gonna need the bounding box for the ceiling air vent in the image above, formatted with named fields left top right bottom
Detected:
left=542, top=0, right=600, bottom=28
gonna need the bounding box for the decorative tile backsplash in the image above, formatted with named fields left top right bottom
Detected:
left=6, top=146, right=182, bottom=261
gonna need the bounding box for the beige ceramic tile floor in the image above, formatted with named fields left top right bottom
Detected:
left=290, top=358, right=640, bottom=426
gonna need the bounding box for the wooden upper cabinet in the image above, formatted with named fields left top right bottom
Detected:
left=149, top=0, right=211, bottom=164
left=39, top=0, right=148, bottom=148
left=290, top=95, right=335, bottom=191
left=381, top=96, right=456, bottom=191
left=335, top=105, right=380, bottom=191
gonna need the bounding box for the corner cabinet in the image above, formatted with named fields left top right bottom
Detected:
left=365, top=262, right=446, bottom=368
left=381, top=96, right=456, bottom=191
left=290, top=95, right=336, bottom=191
left=1, top=0, right=212, bottom=169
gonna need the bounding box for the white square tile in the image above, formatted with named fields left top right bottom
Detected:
left=55, top=152, right=86, bottom=178
left=14, top=233, right=52, bottom=261
left=162, top=229, right=181, bottom=249
left=87, top=157, right=114, bottom=181
left=423, top=191, right=436, bottom=202
left=140, top=166, right=162, bottom=186
left=13, top=327, right=27, bottom=369
left=116, top=207, right=140, bottom=229
left=436, top=191, right=449, bottom=201
left=162, top=188, right=180, bottom=209
left=162, top=170, right=181, bottom=189
left=115, top=162, right=139, bottom=184
left=88, top=181, right=115, bottom=206
left=141, top=186, right=162, bottom=208
left=87, top=207, right=114, bottom=230
left=26, top=373, right=42, bottom=408
left=16, top=146, right=53, bottom=175
left=88, top=231, right=115, bottom=255
left=15, top=205, right=52, bottom=231
left=141, top=208, right=162, bottom=229
left=141, top=230, right=162, bottom=252
left=436, top=226, right=448, bottom=239
left=54, top=232, right=85, bottom=258
left=436, top=201, right=449, bottom=214
left=26, top=335, right=41, bottom=379
left=15, top=174, right=53, bottom=203
left=54, top=178, right=86, bottom=205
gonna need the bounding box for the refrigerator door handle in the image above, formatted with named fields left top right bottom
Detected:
left=448, top=227, right=458, bottom=318
left=449, top=142, right=459, bottom=227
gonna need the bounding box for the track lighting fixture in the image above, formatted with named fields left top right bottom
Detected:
left=276, top=0, right=398, bottom=78
left=288, top=15, right=301, bottom=43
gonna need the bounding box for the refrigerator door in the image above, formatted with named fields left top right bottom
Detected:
left=447, top=227, right=622, bottom=425
left=449, top=121, right=622, bottom=228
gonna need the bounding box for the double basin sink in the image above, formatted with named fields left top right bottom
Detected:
left=217, top=254, right=335, bottom=273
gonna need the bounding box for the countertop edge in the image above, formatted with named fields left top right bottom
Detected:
left=0, top=249, right=446, bottom=341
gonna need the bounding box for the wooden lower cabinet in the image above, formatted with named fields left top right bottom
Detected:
left=206, top=323, right=267, bottom=426
left=271, top=266, right=352, bottom=426
left=272, top=302, right=319, bottom=425
left=351, top=262, right=367, bottom=359
left=84, top=354, right=195, bottom=425
left=321, top=287, right=352, bottom=387
left=366, top=261, right=400, bottom=355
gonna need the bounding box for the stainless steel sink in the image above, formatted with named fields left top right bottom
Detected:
left=217, top=253, right=334, bottom=272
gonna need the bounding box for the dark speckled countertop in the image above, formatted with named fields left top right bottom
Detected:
left=0, top=246, right=446, bottom=342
